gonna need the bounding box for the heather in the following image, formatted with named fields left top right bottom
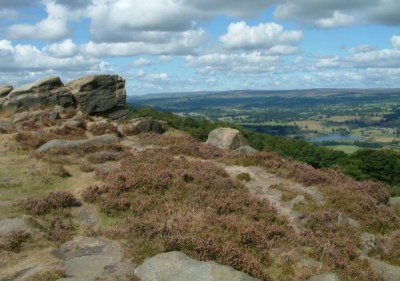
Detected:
left=83, top=149, right=294, bottom=280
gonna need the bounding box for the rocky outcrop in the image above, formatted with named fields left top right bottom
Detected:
left=206, top=128, right=248, bottom=151
left=2, top=77, right=74, bottom=109
left=121, top=118, right=168, bottom=135
left=0, top=85, right=13, bottom=97
left=0, top=75, right=127, bottom=115
left=37, top=134, right=119, bottom=152
left=66, top=75, right=126, bottom=114
left=134, top=251, right=260, bottom=281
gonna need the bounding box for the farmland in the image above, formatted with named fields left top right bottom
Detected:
left=129, top=88, right=400, bottom=152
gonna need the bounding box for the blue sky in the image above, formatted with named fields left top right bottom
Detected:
left=0, top=0, right=399, bottom=95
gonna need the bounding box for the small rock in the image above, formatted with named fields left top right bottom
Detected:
left=369, top=258, right=400, bottom=281
left=0, top=85, right=13, bottom=98
left=360, top=232, right=376, bottom=252
left=0, top=218, right=26, bottom=237
left=309, top=272, right=341, bottom=281
left=206, top=128, right=248, bottom=151
left=53, top=105, right=65, bottom=114
left=121, top=118, right=168, bottom=136
left=135, top=251, right=260, bottom=281
left=12, top=111, right=29, bottom=123
left=62, top=120, right=86, bottom=129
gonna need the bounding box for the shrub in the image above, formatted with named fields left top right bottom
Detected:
left=23, top=191, right=81, bottom=215
left=51, top=164, right=71, bottom=178
left=0, top=230, right=30, bottom=252
left=84, top=149, right=293, bottom=280
left=236, top=172, right=251, bottom=182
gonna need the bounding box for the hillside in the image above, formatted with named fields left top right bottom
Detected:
left=0, top=76, right=400, bottom=281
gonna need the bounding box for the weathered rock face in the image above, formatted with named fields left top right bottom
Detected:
left=134, top=251, right=260, bottom=281
left=3, top=77, right=74, bottom=109
left=0, top=75, right=127, bottom=115
left=121, top=118, right=168, bottom=136
left=0, top=84, right=13, bottom=97
left=66, top=75, right=126, bottom=114
left=206, top=127, right=248, bottom=150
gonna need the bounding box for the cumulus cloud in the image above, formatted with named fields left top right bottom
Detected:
left=0, top=39, right=104, bottom=72
left=274, top=0, right=400, bottom=27
left=89, top=0, right=195, bottom=42
left=186, top=0, right=276, bottom=18
left=186, top=52, right=280, bottom=75
left=315, top=11, right=356, bottom=28
left=0, top=0, right=40, bottom=8
left=0, top=9, right=20, bottom=20
left=132, top=57, right=153, bottom=67
left=391, top=35, right=400, bottom=49
left=220, top=21, right=302, bottom=51
left=8, top=2, right=74, bottom=40
left=82, top=29, right=206, bottom=57
left=43, top=39, right=79, bottom=58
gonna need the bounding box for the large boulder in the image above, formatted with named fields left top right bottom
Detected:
left=134, top=251, right=260, bottom=281
left=3, top=76, right=74, bottom=109
left=121, top=118, right=168, bottom=135
left=0, top=84, right=13, bottom=97
left=206, top=128, right=248, bottom=151
left=66, top=75, right=126, bottom=114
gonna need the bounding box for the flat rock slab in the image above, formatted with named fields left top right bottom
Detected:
left=309, top=272, right=341, bottom=281
left=369, top=258, right=400, bottom=281
left=134, top=251, right=260, bottom=281
left=37, top=134, right=118, bottom=152
left=54, top=236, right=134, bottom=281
left=0, top=218, right=26, bottom=237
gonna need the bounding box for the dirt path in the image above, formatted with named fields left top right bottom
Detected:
left=223, top=165, right=324, bottom=232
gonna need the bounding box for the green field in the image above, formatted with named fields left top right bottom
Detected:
left=130, top=88, right=400, bottom=151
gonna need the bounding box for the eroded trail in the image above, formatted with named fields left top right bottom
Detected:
left=223, top=165, right=324, bottom=233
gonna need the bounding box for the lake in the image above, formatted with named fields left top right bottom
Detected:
left=311, top=134, right=364, bottom=143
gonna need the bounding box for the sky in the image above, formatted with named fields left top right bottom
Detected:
left=0, top=0, right=400, bottom=95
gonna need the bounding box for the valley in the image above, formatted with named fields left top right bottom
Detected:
left=129, top=89, right=400, bottom=153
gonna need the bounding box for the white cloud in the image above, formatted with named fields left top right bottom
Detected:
left=315, top=11, right=356, bottom=28
left=82, top=29, right=206, bottom=57
left=0, top=40, right=106, bottom=73
left=391, top=35, right=400, bottom=49
left=132, top=57, right=153, bottom=67
left=274, top=0, right=400, bottom=27
left=43, top=39, right=79, bottom=58
left=220, top=21, right=302, bottom=51
left=7, top=1, right=75, bottom=40
left=159, top=55, right=173, bottom=63
left=89, top=0, right=195, bottom=42
left=0, top=9, right=19, bottom=20
left=186, top=0, right=276, bottom=18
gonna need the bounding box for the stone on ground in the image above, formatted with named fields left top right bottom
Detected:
left=121, top=118, right=168, bottom=135
left=206, top=128, right=248, bottom=150
left=0, top=218, right=26, bottom=237
left=308, top=272, right=341, bottom=281
left=37, top=134, right=118, bottom=152
left=134, top=251, right=260, bottom=281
